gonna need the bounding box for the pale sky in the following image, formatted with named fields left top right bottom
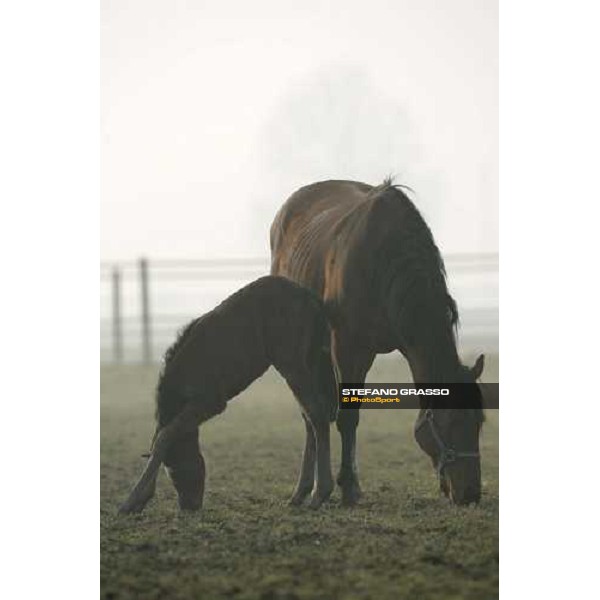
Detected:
left=101, top=0, right=498, bottom=261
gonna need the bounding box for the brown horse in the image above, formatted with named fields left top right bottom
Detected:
left=119, top=276, right=337, bottom=514
left=271, top=179, right=485, bottom=506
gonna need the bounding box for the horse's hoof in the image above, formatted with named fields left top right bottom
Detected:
left=339, top=482, right=362, bottom=507
left=178, top=502, right=202, bottom=512
left=308, top=496, right=322, bottom=509
left=308, top=494, right=326, bottom=509
left=177, top=493, right=203, bottom=511
left=289, top=489, right=310, bottom=506
left=308, top=486, right=333, bottom=509
left=118, top=500, right=143, bottom=515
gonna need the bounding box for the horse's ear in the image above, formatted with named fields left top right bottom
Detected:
left=471, top=354, right=485, bottom=380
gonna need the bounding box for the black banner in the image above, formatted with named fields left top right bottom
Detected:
left=338, top=383, right=499, bottom=409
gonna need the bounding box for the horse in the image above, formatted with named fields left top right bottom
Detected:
left=119, top=275, right=338, bottom=514
left=270, top=178, right=485, bottom=506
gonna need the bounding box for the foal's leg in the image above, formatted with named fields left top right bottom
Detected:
left=308, top=413, right=334, bottom=509
left=289, top=385, right=334, bottom=509
left=289, top=414, right=316, bottom=506
left=333, top=337, right=375, bottom=506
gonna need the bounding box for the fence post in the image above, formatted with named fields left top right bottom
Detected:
left=112, top=266, right=123, bottom=364
left=140, top=257, right=152, bottom=364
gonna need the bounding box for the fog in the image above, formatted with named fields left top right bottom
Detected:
left=101, top=0, right=498, bottom=261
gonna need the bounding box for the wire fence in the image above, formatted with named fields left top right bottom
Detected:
left=100, top=255, right=499, bottom=364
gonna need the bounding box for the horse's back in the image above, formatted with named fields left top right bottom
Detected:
left=271, top=180, right=372, bottom=245
left=270, top=181, right=376, bottom=292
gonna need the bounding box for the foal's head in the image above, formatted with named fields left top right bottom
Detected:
left=414, top=355, right=485, bottom=505
left=163, top=431, right=206, bottom=510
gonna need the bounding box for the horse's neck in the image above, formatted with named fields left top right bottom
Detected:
left=406, top=331, right=460, bottom=383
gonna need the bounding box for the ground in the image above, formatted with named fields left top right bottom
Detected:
left=101, top=355, right=498, bottom=600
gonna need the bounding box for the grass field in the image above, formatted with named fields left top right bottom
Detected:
left=101, top=355, right=498, bottom=600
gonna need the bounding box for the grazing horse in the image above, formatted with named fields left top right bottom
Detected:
left=119, top=276, right=337, bottom=514
left=270, top=179, right=485, bottom=506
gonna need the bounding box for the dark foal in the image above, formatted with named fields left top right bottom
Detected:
left=119, top=276, right=337, bottom=514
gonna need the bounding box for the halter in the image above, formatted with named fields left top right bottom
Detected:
left=416, top=408, right=480, bottom=476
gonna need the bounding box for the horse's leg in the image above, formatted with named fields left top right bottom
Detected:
left=336, top=408, right=360, bottom=506
left=118, top=402, right=202, bottom=514
left=334, top=339, right=375, bottom=506
left=289, top=414, right=317, bottom=506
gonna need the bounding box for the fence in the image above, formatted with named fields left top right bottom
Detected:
left=100, top=255, right=499, bottom=364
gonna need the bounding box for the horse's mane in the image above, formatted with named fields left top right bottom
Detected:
left=368, top=177, right=459, bottom=332
left=379, top=174, right=415, bottom=196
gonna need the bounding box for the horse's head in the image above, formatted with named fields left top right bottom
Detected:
left=164, top=432, right=206, bottom=510
left=414, top=354, right=485, bottom=505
